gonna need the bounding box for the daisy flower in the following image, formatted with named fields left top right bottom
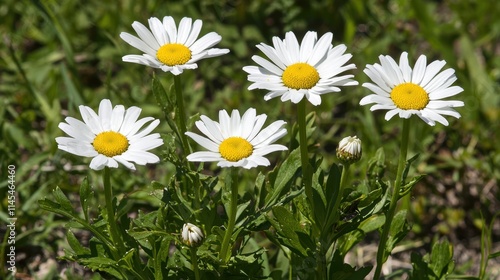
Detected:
left=56, top=99, right=163, bottom=170
left=120, top=16, right=229, bottom=75
left=243, top=31, right=358, bottom=106
left=185, top=108, right=288, bottom=169
left=359, top=52, right=464, bottom=126
left=336, top=136, right=362, bottom=164
left=181, top=223, right=204, bottom=247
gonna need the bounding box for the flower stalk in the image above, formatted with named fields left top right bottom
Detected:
left=103, top=167, right=126, bottom=256
left=373, top=118, right=410, bottom=279
left=173, top=75, right=192, bottom=156
left=297, top=99, right=314, bottom=208
left=219, top=167, right=239, bottom=263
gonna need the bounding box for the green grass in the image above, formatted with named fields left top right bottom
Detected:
left=1, top=0, right=499, bottom=279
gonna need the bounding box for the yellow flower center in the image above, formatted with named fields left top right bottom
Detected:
left=282, top=63, right=320, bottom=90
left=390, top=83, right=430, bottom=110
left=156, top=43, right=192, bottom=66
left=219, top=137, right=253, bottom=162
left=92, top=131, right=129, bottom=157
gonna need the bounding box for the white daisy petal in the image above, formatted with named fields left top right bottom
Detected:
left=399, top=52, right=412, bottom=82
left=148, top=17, right=168, bottom=46
left=411, top=54, right=427, bottom=84
left=187, top=151, right=223, bottom=162
left=120, top=32, right=157, bottom=57
left=57, top=99, right=163, bottom=170
left=299, top=31, right=317, bottom=61
left=132, top=21, right=160, bottom=50
left=186, top=108, right=287, bottom=169
left=177, top=17, right=192, bottom=45
left=110, top=105, right=125, bottom=131
left=360, top=52, right=464, bottom=126
left=185, top=132, right=219, bottom=152
left=121, top=16, right=229, bottom=74
left=89, top=154, right=109, bottom=170
left=185, top=19, right=202, bottom=47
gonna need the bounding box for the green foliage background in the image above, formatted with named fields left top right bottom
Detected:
left=1, top=0, right=499, bottom=278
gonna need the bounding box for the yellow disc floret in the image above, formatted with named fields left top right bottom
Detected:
left=92, top=131, right=129, bottom=157
left=282, top=63, right=320, bottom=90
left=156, top=43, right=192, bottom=66
left=219, top=137, right=253, bottom=162
left=390, top=83, right=429, bottom=110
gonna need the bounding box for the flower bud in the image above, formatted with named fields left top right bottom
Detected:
left=336, top=136, right=362, bottom=164
left=181, top=223, right=204, bottom=247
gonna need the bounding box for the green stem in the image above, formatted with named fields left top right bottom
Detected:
left=191, top=248, right=201, bottom=280
left=373, top=118, right=410, bottom=279
left=173, top=75, right=192, bottom=156
left=219, top=168, right=239, bottom=264
left=330, top=164, right=350, bottom=226
left=297, top=100, right=314, bottom=208
left=103, top=167, right=126, bottom=256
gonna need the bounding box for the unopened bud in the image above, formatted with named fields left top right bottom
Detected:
left=336, top=136, right=362, bottom=164
left=181, top=223, right=204, bottom=247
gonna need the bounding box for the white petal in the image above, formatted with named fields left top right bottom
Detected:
left=62, top=117, right=95, bottom=141
left=254, top=144, right=288, bottom=156
left=185, top=19, right=202, bottom=47
left=251, top=120, right=287, bottom=146
left=163, top=16, right=177, bottom=43
left=252, top=56, right=283, bottom=76
left=120, top=106, right=142, bottom=135
left=190, top=32, right=222, bottom=55
left=399, top=52, right=412, bottom=82
left=177, top=17, right=192, bottom=45
left=256, top=43, right=287, bottom=70
left=89, top=154, right=109, bottom=170
left=148, top=17, right=168, bottom=46
left=411, top=55, right=427, bottom=84
left=110, top=105, right=125, bottom=131
left=79, top=105, right=103, bottom=134
left=420, top=60, right=446, bottom=88
left=98, top=99, right=113, bottom=131
left=130, top=134, right=163, bottom=151
left=230, top=109, right=242, bottom=136
left=246, top=114, right=268, bottom=142
left=125, top=117, right=154, bottom=137
left=284, top=31, right=300, bottom=62
left=122, top=54, right=162, bottom=68
left=199, top=115, right=224, bottom=142
left=185, top=132, right=219, bottom=152
left=362, top=83, right=390, bottom=97
left=120, top=32, right=157, bottom=57
left=306, top=92, right=322, bottom=106
left=384, top=109, right=401, bottom=120
left=113, top=155, right=136, bottom=170
left=240, top=108, right=257, bottom=139
left=299, top=31, right=317, bottom=61
left=429, top=86, right=463, bottom=100
left=128, top=119, right=160, bottom=141
left=187, top=151, right=222, bottom=162
left=132, top=21, right=160, bottom=50
left=308, top=32, right=332, bottom=66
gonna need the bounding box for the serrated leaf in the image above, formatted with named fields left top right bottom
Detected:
left=325, top=163, right=341, bottom=209
left=429, top=238, right=454, bottom=278
left=267, top=206, right=315, bottom=257
left=401, top=153, right=420, bottom=185
left=67, top=230, right=90, bottom=255
left=400, top=174, right=425, bottom=197
left=265, top=148, right=301, bottom=208
left=52, top=187, right=75, bottom=213
left=385, top=210, right=410, bottom=259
